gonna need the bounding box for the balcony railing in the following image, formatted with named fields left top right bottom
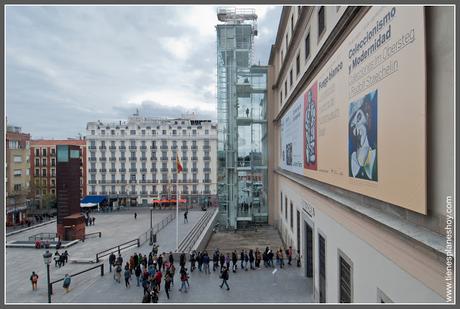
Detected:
left=191, top=168, right=198, bottom=172
left=171, top=145, right=178, bottom=150
left=191, top=145, right=198, bottom=150
left=129, top=168, right=137, bottom=172
left=109, top=146, right=117, bottom=150
left=191, top=157, right=198, bottom=161
left=140, top=168, right=147, bottom=172
left=129, top=157, right=137, bottom=161
left=89, top=169, right=97, bottom=173
left=119, top=157, right=126, bottom=161
left=129, top=180, right=137, bottom=184
left=99, top=146, right=107, bottom=150
left=150, top=168, right=157, bottom=172
left=203, top=179, right=212, bottom=183
left=88, top=180, right=97, bottom=184
left=140, top=191, right=148, bottom=196
left=89, top=157, right=97, bottom=162
left=203, top=167, right=211, bottom=172
left=109, top=168, right=117, bottom=173
left=203, top=145, right=210, bottom=150
left=160, top=179, right=169, bottom=183
left=88, top=146, right=97, bottom=150
left=181, top=145, right=188, bottom=150
left=160, top=168, right=168, bottom=172
left=140, top=146, right=147, bottom=150
left=118, top=180, right=127, bottom=184
left=203, top=156, right=211, bottom=161
left=99, top=169, right=107, bottom=173
left=100, top=157, right=107, bottom=161
left=160, top=145, right=168, bottom=150
left=150, top=145, right=157, bottom=150
left=129, top=146, right=137, bottom=150
left=119, top=146, right=126, bottom=150
left=140, top=157, right=147, bottom=161
left=161, top=157, right=168, bottom=161
left=119, top=168, right=126, bottom=172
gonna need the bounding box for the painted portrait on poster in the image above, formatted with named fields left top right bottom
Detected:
left=348, top=89, right=378, bottom=181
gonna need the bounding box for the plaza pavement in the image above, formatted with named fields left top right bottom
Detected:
left=5, top=208, right=205, bottom=303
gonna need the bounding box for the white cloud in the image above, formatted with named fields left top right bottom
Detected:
left=159, top=36, right=192, bottom=60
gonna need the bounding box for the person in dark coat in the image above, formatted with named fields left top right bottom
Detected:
left=249, top=249, right=255, bottom=270
left=219, top=266, right=230, bottom=290
left=231, top=251, right=238, bottom=273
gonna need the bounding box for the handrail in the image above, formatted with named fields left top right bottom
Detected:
left=95, top=238, right=140, bottom=262
left=82, top=231, right=102, bottom=242
left=49, top=263, right=104, bottom=295
left=177, top=209, right=215, bottom=253
left=138, top=211, right=176, bottom=246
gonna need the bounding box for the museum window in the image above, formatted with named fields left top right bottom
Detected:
left=305, top=33, right=310, bottom=60
left=318, top=6, right=326, bottom=40
left=296, top=53, right=300, bottom=76
left=338, top=251, right=353, bottom=303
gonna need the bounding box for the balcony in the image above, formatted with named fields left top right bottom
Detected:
left=160, top=168, right=168, bottom=172
left=150, top=168, right=158, bottom=172
left=150, top=191, right=158, bottom=195
left=140, top=168, right=147, bottom=173
left=204, top=190, right=211, bottom=194
left=203, top=167, right=211, bottom=172
left=140, top=146, right=147, bottom=150
left=191, top=190, right=198, bottom=194
left=160, top=145, right=168, bottom=150
left=88, top=145, right=97, bottom=150
left=129, top=168, right=137, bottom=172
left=140, top=157, right=147, bottom=161
left=151, top=156, right=157, bottom=161
left=118, top=180, right=127, bottom=184
left=88, top=180, right=97, bottom=184
left=129, top=157, right=137, bottom=161
left=100, top=146, right=108, bottom=150
left=89, top=157, right=97, bottom=162
left=100, top=191, right=108, bottom=195
left=129, top=146, right=137, bottom=150
left=150, top=145, right=157, bottom=150
left=119, top=146, right=126, bottom=150
left=129, top=180, right=137, bottom=184
left=140, top=191, right=148, bottom=196
left=182, top=156, right=189, bottom=161
left=160, top=157, right=168, bottom=161
left=171, top=145, right=178, bottom=150
left=203, top=179, right=212, bottom=183
left=100, top=157, right=107, bottom=161
left=129, top=191, right=137, bottom=195
left=89, top=191, right=97, bottom=195
left=99, top=169, right=107, bottom=173
left=109, top=146, right=117, bottom=150
left=109, top=157, right=116, bottom=161
left=191, top=157, right=198, bottom=161
left=191, top=145, right=198, bottom=150
left=203, top=145, right=210, bottom=150
left=160, top=179, right=169, bottom=183
left=119, top=168, right=126, bottom=172
left=181, top=145, right=188, bottom=150
left=191, top=168, right=198, bottom=172
left=182, top=168, right=188, bottom=172
left=109, top=191, right=117, bottom=195
left=203, top=156, right=211, bottom=161
left=89, top=169, right=97, bottom=173
left=119, top=157, right=126, bottom=161
left=109, top=168, right=117, bottom=173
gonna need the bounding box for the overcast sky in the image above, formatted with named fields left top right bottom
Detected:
left=6, top=5, right=282, bottom=139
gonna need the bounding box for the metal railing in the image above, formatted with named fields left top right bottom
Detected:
left=138, top=211, right=176, bottom=246
left=82, top=231, right=101, bottom=241
left=176, top=208, right=215, bottom=253
left=28, top=233, right=58, bottom=241
left=95, top=238, right=140, bottom=263
left=49, top=263, right=104, bottom=296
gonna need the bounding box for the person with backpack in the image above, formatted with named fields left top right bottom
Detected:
left=30, top=271, right=39, bottom=291
left=124, top=268, right=131, bottom=288
left=115, top=264, right=122, bottom=283
left=109, top=252, right=116, bottom=272
left=179, top=267, right=188, bottom=293
left=219, top=266, right=230, bottom=290
left=63, top=274, right=71, bottom=293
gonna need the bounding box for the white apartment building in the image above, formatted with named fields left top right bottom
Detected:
left=85, top=114, right=217, bottom=207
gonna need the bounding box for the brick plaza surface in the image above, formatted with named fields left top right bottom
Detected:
left=6, top=208, right=313, bottom=303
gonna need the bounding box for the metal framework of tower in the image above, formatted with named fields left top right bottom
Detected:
left=216, top=8, right=268, bottom=229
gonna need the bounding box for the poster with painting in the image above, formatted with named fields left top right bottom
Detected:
left=348, top=89, right=378, bottom=181
left=304, top=81, right=318, bottom=170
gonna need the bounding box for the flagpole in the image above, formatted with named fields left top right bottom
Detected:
left=176, top=171, right=179, bottom=251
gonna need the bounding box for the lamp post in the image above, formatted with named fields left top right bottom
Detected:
left=43, top=250, right=52, bottom=303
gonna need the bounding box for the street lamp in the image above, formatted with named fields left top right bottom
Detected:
left=43, top=250, right=52, bottom=303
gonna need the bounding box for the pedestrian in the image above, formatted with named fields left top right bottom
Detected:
left=190, top=251, right=196, bottom=272
left=151, top=285, right=159, bottom=303
left=142, top=269, right=150, bottom=294
left=142, top=291, right=151, bottom=303
left=219, top=253, right=225, bottom=272
left=244, top=250, right=249, bottom=271
left=249, top=249, right=255, bottom=270
left=63, top=274, right=71, bottom=293
left=225, top=253, right=230, bottom=270
left=240, top=250, right=244, bottom=270
left=279, top=248, right=285, bottom=268
left=203, top=251, right=210, bottom=274
left=296, top=249, right=302, bottom=267
left=169, top=263, right=176, bottom=286
left=255, top=248, right=261, bottom=268
left=58, top=254, right=65, bottom=268
left=109, top=252, right=116, bottom=272
left=168, top=251, right=174, bottom=265
left=164, top=270, right=172, bottom=299
left=197, top=251, right=203, bottom=272
left=135, top=264, right=142, bottom=287
left=115, top=263, right=122, bottom=283
left=288, top=246, right=293, bottom=266
left=124, top=268, right=131, bottom=288
left=268, top=249, right=274, bottom=267
left=92, top=217, right=96, bottom=225
left=54, top=251, right=61, bottom=267
left=212, top=250, right=218, bottom=272
left=246, top=107, right=249, bottom=118
left=157, top=253, right=163, bottom=271
left=219, top=266, right=230, bottom=290
left=180, top=253, right=186, bottom=268
left=30, top=271, right=39, bottom=291
left=116, top=254, right=123, bottom=267
left=134, top=212, right=137, bottom=220
left=231, top=251, right=238, bottom=273
left=179, top=267, right=188, bottom=293
left=184, top=210, right=188, bottom=223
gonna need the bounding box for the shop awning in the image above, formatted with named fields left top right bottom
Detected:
left=80, top=195, right=107, bottom=204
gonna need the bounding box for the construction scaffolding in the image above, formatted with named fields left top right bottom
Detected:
left=216, top=8, right=268, bottom=229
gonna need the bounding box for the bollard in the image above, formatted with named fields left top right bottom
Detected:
left=96, top=254, right=99, bottom=263
left=101, top=264, right=104, bottom=276
left=137, top=238, right=140, bottom=247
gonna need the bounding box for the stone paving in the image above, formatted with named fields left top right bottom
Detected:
left=6, top=208, right=313, bottom=304
left=5, top=208, right=205, bottom=303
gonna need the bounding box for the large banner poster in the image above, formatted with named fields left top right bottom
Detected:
left=280, top=6, right=427, bottom=214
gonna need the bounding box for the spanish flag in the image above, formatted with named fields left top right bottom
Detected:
left=176, top=153, right=183, bottom=173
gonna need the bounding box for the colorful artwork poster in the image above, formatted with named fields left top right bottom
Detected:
left=304, top=81, right=318, bottom=170
left=348, top=90, right=378, bottom=181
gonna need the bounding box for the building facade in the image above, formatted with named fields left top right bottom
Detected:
left=268, top=6, right=453, bottom=303
left=6, top=125, right=31, bottom=225
left=216, top=8, right=269, bottom=229
left=30, top=140, right=87, bottom=208
left=85, top=115, right=217, bottom=207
